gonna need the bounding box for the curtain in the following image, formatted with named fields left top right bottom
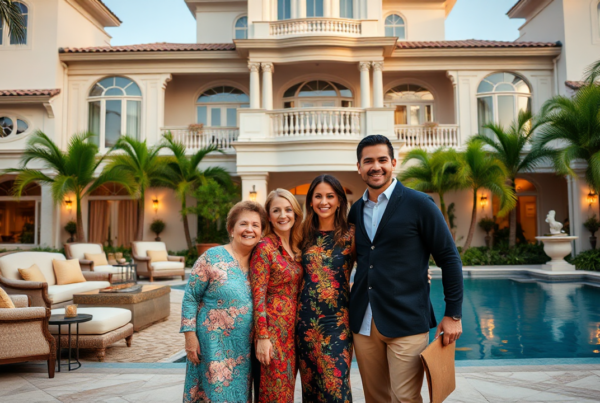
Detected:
left=117, top=200, right=138, bottom=248
left=89, top=201, right=110, bottom=245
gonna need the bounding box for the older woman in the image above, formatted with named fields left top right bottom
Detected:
left=181, top=201, right=267, bottom=403
left=251, top=189, right=303, bottom=402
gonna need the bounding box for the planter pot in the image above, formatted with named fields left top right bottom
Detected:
left=196, top=243, right=221, bottom=256
left=590, top=236, right=597, bottom=250
left=154, top=236, right=162, bottom=242
left=535, top=235, right=578, bottom=271
left=484, top=235, right=491, bottom=249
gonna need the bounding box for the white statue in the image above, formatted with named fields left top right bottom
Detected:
left=545, top=210, right=563, bottom=235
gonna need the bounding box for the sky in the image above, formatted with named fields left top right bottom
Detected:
left=103, top=0, right=525, bottom=46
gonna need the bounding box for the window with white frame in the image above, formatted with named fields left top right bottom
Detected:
left=385, top=14, right=405, bottom=39
left=278, top=0, right=291, bottom=20
left=340, top=0, right=353, bottom=19
left=0, top=114, right=29, bottom=138
left=196, top=86, right=249, bottom=127
left=477, top=72, right=531, bottom=136
left=88, top=77, right=142, bottom=148
left=0, top=1, right=28, bottom=45
left=385, top=84, right=434, bottom=126
left=235, top=16, right=248, bottom=39
left=307, top=0, right=324, bottom=17
left=283, top=80, right=353, bottom=108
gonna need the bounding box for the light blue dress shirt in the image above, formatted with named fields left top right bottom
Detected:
left=358, top=178, right=398, bottom=336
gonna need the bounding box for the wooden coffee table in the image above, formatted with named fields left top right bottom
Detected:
left=73, top=285, right=170, bottom=331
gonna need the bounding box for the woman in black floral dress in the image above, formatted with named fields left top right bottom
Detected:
left=296, top=174, right=355, bottom=403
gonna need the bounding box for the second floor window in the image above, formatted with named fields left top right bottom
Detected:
left=307, top=0, right=324, bottom=17
left=235, top=16, right=248, bottom=39
left=278, top=0, right=291, bottom=20
left=385, top=14, right=405, bottom=39
left=88, top=76, right=142, bottom=148
left=196, top=86, right=249, bottom=127
left=0, top=1, right=28, bottom=45
left=340, top=0, right=353, bottom=19
left=385, top=84, right=434, bottom=126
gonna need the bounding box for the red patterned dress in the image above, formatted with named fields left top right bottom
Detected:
left=250, top=233, right=303, bottom=403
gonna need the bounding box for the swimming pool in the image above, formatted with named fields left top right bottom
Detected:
left=173, top=278, right=600, bottom=360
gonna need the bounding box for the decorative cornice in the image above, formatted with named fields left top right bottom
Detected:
left=358, top=61, right=371, bottom=72
left=371, top=61, right=384, bottom=71
left=261, top=62, right=274, bottom=73
left=248, top=62, right=261, bottom=73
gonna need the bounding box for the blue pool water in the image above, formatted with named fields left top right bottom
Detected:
left=172, top=279, right=600, bottom=360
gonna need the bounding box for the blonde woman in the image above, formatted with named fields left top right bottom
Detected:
left=250, top=189, right=303, bottom=402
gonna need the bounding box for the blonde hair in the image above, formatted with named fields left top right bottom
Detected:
left=264, top=189, right=304, bottom=258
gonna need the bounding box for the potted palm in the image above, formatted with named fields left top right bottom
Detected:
left=478, top=217, right=495, bottom=249
left=150, top=219, right=166, bottom=242
left=584, top=215, right=600, bottom=249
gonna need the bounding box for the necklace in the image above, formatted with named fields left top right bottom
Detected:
left=230, top=245, right=249, bottom=270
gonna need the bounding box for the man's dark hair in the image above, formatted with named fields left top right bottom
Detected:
left=357, top=135, right=394, bottom=162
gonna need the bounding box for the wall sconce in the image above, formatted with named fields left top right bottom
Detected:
left=65, top=199, right=72, bottom=211
left=152, top=198, right=159, bottom=213
left=249, top=185, right=257, bottom=202
left=479, top=194, right=488, bottom=208
left=587, top=190, right=597, bottom=206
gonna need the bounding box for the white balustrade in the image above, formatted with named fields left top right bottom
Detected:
left=395, top=125, right=460, bottom=149
left=161, top=127, right=239, bottom=150
left=269, top=108, right=363, bottom=138
left=270, top=18, right=362, bottom=37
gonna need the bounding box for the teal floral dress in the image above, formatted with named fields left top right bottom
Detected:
left=180, top=246, right=253, bottom=403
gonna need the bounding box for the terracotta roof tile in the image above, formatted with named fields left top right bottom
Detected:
left=60, top=43, right=236, bottom=53
left=565, top=81, right=585, bottom=90
left=0, top=89, right=61, bottom=97
left=396, top=40, right=560, bottom=49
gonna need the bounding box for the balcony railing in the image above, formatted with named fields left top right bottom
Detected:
left=269, top=108, right=364, bottom=138
left=161, top=127, right=239, bottom=150
left=270, top=18, right=362, bottom=37
left=395, top=125, right=460, bottom=149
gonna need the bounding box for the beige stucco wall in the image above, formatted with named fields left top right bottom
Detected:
left=57, top=0, right=112, bottom=48
left=382, top=3, right=445, bottom=41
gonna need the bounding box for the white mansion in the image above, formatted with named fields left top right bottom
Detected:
left=0, top=0, right=598, bottom=252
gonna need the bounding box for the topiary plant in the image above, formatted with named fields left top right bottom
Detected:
left=478, top=217, right=495, bottom=248
left=583, top=215, right=600, bottom=249
left=150, top=219, right=166, bottom=241
left=64, top=221, right=77, bottom=243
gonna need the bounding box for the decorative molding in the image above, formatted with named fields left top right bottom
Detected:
left=446, top=71, right=458, bottom=87
left=43, top=102, right=55, bottom=118
left=358, top=61, right=371, bottom=72
left=248, top=62, right=261, bottom=73
left=371, top=61, right=384, bottom=71
left=261, top=62, right=274, bottom=73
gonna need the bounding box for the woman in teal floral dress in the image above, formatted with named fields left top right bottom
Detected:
left=181, top=201, right=266, bottom=403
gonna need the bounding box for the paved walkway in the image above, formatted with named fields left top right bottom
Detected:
left=1, top=362, right=599, bottom=402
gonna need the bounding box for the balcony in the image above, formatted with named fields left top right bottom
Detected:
left=253, top=18, right=378, bottom=39
left=269, top=108, right=364, bottom=138
left=394, top=125, right=460, bottom=150
left=161, top=127, right=239, bottom=151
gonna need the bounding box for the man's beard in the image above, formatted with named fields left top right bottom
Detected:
left=366, top=170, right=391, bottom=189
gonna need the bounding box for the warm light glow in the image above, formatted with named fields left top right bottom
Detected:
left=65, top=199, right=72, bottom=210
left=482, top=318, right=495, bottom=340
left=587, top=190, right=597, bottom=206
left=249, top=185, right=257, bottom=202
left=479, top=194, right=488, bottom=208
left=152, top=198, right=159, bottom=213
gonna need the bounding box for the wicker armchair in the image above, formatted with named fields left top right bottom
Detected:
left=131, top=241, right=185, bottom=282
left=0, top=295, right=56, bottom=378
left=64, top=242, right=122, bottom=275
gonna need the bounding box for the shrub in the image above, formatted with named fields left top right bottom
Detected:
left=170, top=248, right=199, bottom=268
left=461, top=243, right=550, bottom=266
left=571, top=248, right=600, bottom=271
left=150, top=219, right=166, bottom=237
left=478, top=217, right=495, bottom=235
left=583, top=215, right=600, bottom=236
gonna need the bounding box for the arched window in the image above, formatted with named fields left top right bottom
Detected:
left=10, top=2, right=28, bottom=45
left=385, top=84, right=434, bottom=125
left=283, top=80, right=353, bottom=108
left=196, top=86, right=249, bottom=127
left=0, top=115, right=29, bottom=138
left=340, top=0, right=353, bottom=19
left=278, top=0, right=291, bottom=20
left=385, top=14, right=405, bottom=39
left=477, top=72, right=531, bottom=136
left=307, top=0, right=324, bottom=17
left=88, top=76, right=142, bottom=148
left=235, top=16, right=248, bottom=39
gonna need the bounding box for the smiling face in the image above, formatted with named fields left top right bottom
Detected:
left=268, top=196, right=296, bottom=235
left=311, top=182, right=340, bottom=221
left=357, top=144, right=397, bottom=190
left=231, top=211, right=262, bottom=249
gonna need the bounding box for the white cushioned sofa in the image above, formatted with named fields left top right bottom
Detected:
left=131, top=241, right=185, bottom=282
left=0, top=252, right=111, bottom=309
left=64, top=242, right=122, bottom=274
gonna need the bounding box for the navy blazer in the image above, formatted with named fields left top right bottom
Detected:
left=348, top=181, right=463, bottom=338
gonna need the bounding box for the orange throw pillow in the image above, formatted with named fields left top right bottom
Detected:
left=84, top=253, right=109, bottom=266
left=53, top=259, right=87, bottom=285
left=18, top=264, right=47, bottom=282
left=0, top=287, right=15, bottom=309
left=147, top=250, right=168, bottom=263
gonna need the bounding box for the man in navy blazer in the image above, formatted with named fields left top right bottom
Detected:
left=349, top=135, right=463, bottom=403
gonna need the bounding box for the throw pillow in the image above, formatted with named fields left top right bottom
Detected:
left=53, top=259, right=87, bottom=285
left=0, top=287, right=15, bottom=309
left=84, top=252, right=109, bottom=267
left=147, top=250, right=168, bottom=263
left=18, top=264, right=47, bottom=282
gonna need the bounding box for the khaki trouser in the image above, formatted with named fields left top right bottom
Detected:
left=353, top=320, right=429, bottom=403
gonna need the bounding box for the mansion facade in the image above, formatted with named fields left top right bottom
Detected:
left=0, top=0, right=599, bottom=253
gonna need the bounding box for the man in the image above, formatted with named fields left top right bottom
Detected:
left=349, top=135, right=463, bottom=403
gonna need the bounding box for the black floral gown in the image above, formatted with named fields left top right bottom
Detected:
left=296, top=226, right=355, bottom=403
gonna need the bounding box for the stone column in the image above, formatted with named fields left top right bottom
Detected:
left=299, top=0, right=307, bottom=18
left=241, top=173, right=270, bottom=205
left=261, top=62, right=274, bottom=110
left=263, top=0, right=271, bottom=20
left=372, top=61, right=384, bottom=108
left=324, top=0, right=332, bottom=17
left=359, top=62, right=371, bottom=108
left=249, top=62, right=261, bottom=109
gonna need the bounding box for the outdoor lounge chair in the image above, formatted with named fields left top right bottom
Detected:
left=0, top=294, right=56, bottom=378
left=64, top=242, right=123, bottom=274
left=131, top=241, right=185, bottom=282
left=0, top=252, right=111, bottom=309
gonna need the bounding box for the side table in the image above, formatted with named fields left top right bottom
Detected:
left=48, top=314, right=93, bottom=372
left=111, top=263, right=137, bottom=284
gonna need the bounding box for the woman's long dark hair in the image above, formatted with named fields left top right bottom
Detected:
left=301, top=174, right=349, bottom=250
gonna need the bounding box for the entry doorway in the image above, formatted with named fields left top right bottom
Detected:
left=88, top=183, right=138, bottom=248
left=493, top=178, right=538, bottom=243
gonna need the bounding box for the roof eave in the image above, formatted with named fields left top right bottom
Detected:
left=59, top=50, right=240, bottom=62
left=391, top=46, right=561, bottom=58
left=78, top=0, right=121, bottom=27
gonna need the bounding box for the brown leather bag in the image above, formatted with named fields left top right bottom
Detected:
left=420, top=336, right=456, bottom=403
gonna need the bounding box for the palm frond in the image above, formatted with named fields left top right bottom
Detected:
left=0, top=0, right=26, bottom=44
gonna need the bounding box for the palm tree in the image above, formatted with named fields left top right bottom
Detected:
left=0, top=0, right=26, bottom=44
left=471, top=110, right=555, bottom=247
left=162, top=133, right=232, bottom=250
left=400, top=148, right=464, bottom=229
left=103, top=136, right=169, bottom=241
left=3, top=131, right=129, bottom=241
left=458, top=140, right=516, bottom=251
left=534, top=74, right=600, bottom=216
